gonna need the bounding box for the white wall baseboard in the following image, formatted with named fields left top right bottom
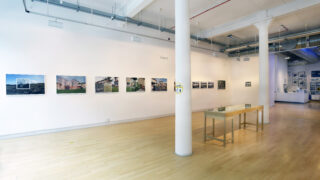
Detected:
left=0, top=109, right=209, bottom=140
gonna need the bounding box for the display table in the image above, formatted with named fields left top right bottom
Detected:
left=204, top=104, right=264, bottom=146
left=275, top=92, right=309, bottom=103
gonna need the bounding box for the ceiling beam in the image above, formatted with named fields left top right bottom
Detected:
left=126, top=0, right=154, bottom=18
left=290, top=49, right=319, bottom=63
left=199, top=0, right=320, bottom=38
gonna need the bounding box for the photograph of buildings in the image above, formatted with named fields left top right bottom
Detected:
left=95, top=76, right=119, bottom=93
left=6, top=74, right=45, bottom=95
left=208, top=82, right=214, bottom=88
left=126, top=77, right=145, bottom=92
left=201, top=82, right=207, bottom=88
left=245, top=82, right=252, bottom=87
left=218, top=80, right=226, bottom=89
left=56, top=75, right=86, bottom=94
left=192, top=82, right=200, bottom=89
left=152, top=78, right=167, bottom=91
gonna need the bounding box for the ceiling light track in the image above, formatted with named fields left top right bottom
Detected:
left=22, top=0, right=221, bottom=54
left=225, top=27, right=320, bottom=54
left=27, top=0, right=225, bottom=47
left=170, top=0, right=231, bottom=30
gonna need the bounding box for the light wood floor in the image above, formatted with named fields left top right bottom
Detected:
left=1, top=102, right=320, bottom=180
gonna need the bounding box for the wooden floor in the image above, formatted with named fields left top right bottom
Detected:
left=1, top=102, right=320, bottom=180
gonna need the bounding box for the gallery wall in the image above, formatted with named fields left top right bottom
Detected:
left=288, top=62, right=320, bottom=92
left=275, top=54, right=289, bottom=93
left=0, top=1, right=234, bottom=137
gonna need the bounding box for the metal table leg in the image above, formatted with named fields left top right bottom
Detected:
left=256, top=110, right=259, bottom=132
left=244, top=112, right=247, bottom=128
left=232, top=118, right=234, bottom=144
left=224, top=117, right=226, bottom=147
left=239, top=114, right=241, bottom=129
left=204, top=114, right=207, bottom=142
left=212, top=118, right=215, bottom=136
left=262, top=109, right=264, bottom=130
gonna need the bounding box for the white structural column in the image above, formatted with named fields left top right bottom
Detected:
left=175, top=0, right=192, bottom=156
left=255, top=19, right=272, bottom=124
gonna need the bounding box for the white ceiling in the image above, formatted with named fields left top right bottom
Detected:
left=62, top=0, right=320, bottom=46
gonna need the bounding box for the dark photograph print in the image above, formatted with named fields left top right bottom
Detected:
left=192, top=82, right=200, bottom=89
left=56, top=75, right=86, bottom=94
left=95, top=76, right=119, bottom=93
left=218, top=80, right=226, bottom=90
left=245, top=81, right=252, bottom=87
left=6, top=74, right=45, bottom=95
left=208, top=82, right=214, bottom=89
left=201, top=82, right=208, bottom=89
left=152, top=78, right=167, bottom=91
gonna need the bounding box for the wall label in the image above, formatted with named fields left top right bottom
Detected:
left=175, top=83, right=183, bottom=94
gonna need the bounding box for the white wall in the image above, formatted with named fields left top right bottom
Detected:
left=229, top=57, right=260, bottom=105
left=0, top=1, right=232, bottom=136
left=275, top=54, right=288, bottom=93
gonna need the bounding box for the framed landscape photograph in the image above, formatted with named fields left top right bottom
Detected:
left=192, top=82, right=200, bottom=89
left=6, top=74, right=45, bottom=95
left=95, top=76, right=119, bottom=93
left=208, top=82, right=214, bottom=89
left=201, top=82, right=207, bottom=89
left=152, top=78, right=167, bottom=91
left=56, top=75, right=86, bottom=94
left=218, top=80, right=226, bottom=90
left=126, top=77, right=145, bottom=92
left=245, top=81, right=252, bottom=87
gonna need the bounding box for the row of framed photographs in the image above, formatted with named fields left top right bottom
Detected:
left=191, top=81, right=226, bottom=89
left=5, top=74, right=226, bottom=95
left=290, top=71, right=307, bottom=89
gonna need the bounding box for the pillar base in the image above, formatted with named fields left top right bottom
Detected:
left=175, top=152, right=193, bottom=157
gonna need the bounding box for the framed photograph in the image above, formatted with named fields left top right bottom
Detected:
left=292, top=79, right=298, bottom=86
left=95, top=76, right=119, bottom=93
left=311, top=71, right=320, bottom=78
left=299, top=80, right=307, bottom=89
left=126, top=77, right=145, bottom=92
left=298, top=71, right=306, bottom=78
left=192, top=82, right=200, bottom=89
left=218, top=80, right=226, bottom=90
left=56, top=75, right=86, bottom=94
left=152, top=78, right=167, bottom=91
left=293, top=73, right=298, bottom=79
left=6, top=74, right=45, bottom=95
left=245, top=81, right=251, bottom=87
left=201, top=82, right=207, bottom=89
left=208, top=82, right=214, bottom=89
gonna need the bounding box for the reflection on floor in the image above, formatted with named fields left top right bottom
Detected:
left=0, top=102, right=320, bottom=179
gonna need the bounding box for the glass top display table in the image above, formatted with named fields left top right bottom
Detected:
left=204, top=104, right=264, bottom=146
